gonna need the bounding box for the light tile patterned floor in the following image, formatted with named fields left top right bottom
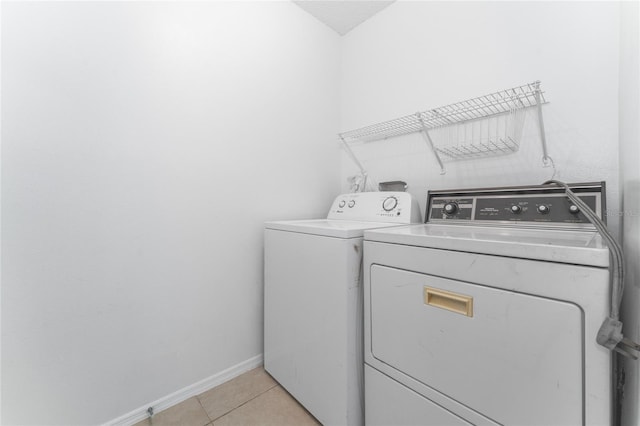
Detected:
left=133, top=367, right=320, bottom=426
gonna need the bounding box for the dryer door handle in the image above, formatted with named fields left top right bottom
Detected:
left=424, top=287, right=474, bottom=317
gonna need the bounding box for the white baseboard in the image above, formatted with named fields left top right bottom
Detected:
left=104, top=354, right=264, bottom=426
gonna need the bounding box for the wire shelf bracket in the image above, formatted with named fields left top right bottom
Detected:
left=338, top=81, right=549, bottom=178
left=417, top=114, right=446, bottom=175
left=339, top=134, right=369, bottom=191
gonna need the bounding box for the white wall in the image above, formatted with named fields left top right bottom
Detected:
left=1, top=2, right=340, bottom=424
left=619, top=2, right=640, bottom=425
left=340, top=1, right=621, bottom=236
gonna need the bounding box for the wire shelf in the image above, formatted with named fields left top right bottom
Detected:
left=338, top=81, right=549, bottom=176
left=340, top=82, right=545, bottom=142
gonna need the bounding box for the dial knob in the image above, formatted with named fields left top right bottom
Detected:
left=348, top=200, right=356, bottom=208
left=537, top=204, right=550, bottom=214
left=382, top=196, right=398, bottom=212
left=338, top=200, right=346, bottom=208
left=569, top=204, right=580, bottom=214
left=444, top=202, right=458, bottom=215
left=511, top=205, right=522, bottom=214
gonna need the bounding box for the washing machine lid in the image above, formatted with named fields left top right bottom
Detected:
left=265, top=219, right=403, bottom=239
left=365, top=224, right=610, bottom=267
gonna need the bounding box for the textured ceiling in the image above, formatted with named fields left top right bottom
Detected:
left=293, top=1, right=396, bottom=35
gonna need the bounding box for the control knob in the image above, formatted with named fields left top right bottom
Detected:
left=510, top=205, right=522, bottom=214
left=348, top=200, right=355, bottom=208
left=569, top=204, right=580, bottom=214
left=537, top=204, right=550, bottom=215
left=382, top=196, right=398, bottom=212
left=443, top=202, right=458, bottom=216
left=338, top=200, right=346, bottom=208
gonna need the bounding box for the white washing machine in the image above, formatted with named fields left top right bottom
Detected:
left=264, top=192, right=421, bottom=426
left=363, top=183, right=613, bottom=426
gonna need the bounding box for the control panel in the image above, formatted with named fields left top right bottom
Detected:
left=426, top=182, right=605, bottom=228
left=328, top=192, right=422, bottom=223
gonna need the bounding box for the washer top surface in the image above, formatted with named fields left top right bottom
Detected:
left=365, top=223, right=610, bottom=267
left=265, top=219, right=404, bottom=239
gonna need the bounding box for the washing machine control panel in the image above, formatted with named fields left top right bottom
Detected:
left=328, top=192, right=422, bottom=223
left=426, top=182, right=606, bottom=227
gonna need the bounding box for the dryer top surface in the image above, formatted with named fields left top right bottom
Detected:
left=365, top=223, right=609, bottom=267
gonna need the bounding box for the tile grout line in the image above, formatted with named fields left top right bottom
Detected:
left=212, top=383, right=280, bottom=422
left=195, top=395, right=213, bottom=424
left=202, top=382, right=280, bottom=423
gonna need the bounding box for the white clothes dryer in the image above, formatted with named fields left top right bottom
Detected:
left=264, top=192, right=421, bottom=426
left=363, top=183, right=612, bottom=426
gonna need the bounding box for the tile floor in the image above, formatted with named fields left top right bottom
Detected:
left=134, top=367, right=320, bottom=426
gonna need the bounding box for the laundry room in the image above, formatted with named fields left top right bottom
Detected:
left=1, top=1, right=639, bottom=426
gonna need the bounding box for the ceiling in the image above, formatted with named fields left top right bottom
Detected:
left=293, top=1, right=396, bottom=36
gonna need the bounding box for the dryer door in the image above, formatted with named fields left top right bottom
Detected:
left=369, top=265, right=583, bottom=426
